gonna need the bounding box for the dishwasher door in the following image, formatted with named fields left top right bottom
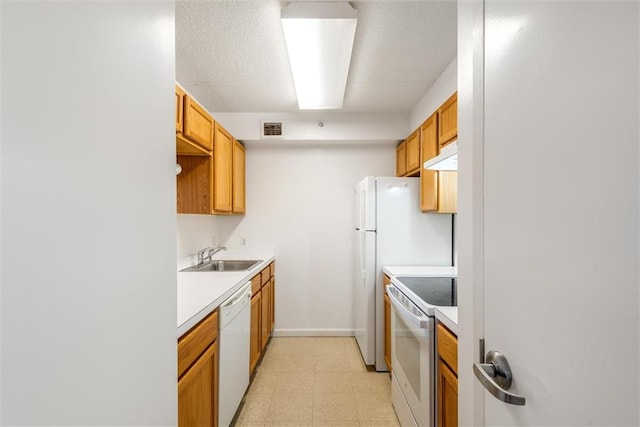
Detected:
left=218, top=282, right=251, bottom=427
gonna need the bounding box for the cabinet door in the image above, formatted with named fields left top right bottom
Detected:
left=261, top=280, right=271, bottom=350
left=184, top=95, right=214, bottom=151
left=178, top=341, right=218, bottom=427
left=438, top=92, right=457, bottom=147
left=250, top=293, right=261, bottom=375
left=396, top=141, right=407, bottom=176
left=213, top=124, right=233, bottom=212
left=232, top=139, right=246, bottom=214
left=437, top=359, right=458, bottom=427
left=269, top=277, right=275, bottom=333
left=437, top=172, right=458, bottom=214
left=420, top=114, right=439, bottom=212
left=406, top=130, right=421, bottom=175
left=176, top=85, right=185, bottom=133
left=384, top=292, right=391, bottom=371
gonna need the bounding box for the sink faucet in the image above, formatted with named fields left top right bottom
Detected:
left=197, top=246, right=227, bottom=266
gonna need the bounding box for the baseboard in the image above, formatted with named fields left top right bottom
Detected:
left=272, top=328, right=355, bottom=337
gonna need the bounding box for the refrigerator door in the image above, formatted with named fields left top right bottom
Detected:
left=354, top=229, right=376, bottom=365
left=355, top=177, right=376, bottom=231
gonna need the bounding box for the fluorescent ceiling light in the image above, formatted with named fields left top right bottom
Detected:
left=424, top=141, right=458, bottom=171
left=281, top=2, right=357, bottom=110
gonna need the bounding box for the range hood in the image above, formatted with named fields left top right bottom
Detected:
left=423, top=140, right=457, bottom=171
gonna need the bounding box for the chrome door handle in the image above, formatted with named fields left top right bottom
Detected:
left=473, top=350, right=526, bottom=406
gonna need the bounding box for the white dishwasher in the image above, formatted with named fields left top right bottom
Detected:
left=218, top=282, right=251, bottom=427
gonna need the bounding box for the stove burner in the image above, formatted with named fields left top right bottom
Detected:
left=395, top=276, right=457, bottom=307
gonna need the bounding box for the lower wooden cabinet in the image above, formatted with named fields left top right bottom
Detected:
left=437, top=359, right=458, bottom=427
left=178, top=342, right=218, bottom=427
left=249, top=292, right=262, bottom=374
left=436, top=323, right=458, bottom=427
left=249, top=261, right=276, bottom=375
left=178, top=310, right=219, bottom=427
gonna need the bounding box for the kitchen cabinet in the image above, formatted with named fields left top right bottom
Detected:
left=178, top=310, right=218, bottom=427
left=396, top=132, right=420, bottom=178
left=420, top=109, right=458, bottom=214
left=249, top=261, right=276, bottom=375
left=175, top=84, right=246, bottom=215
left=396, top=140, right=407, bottom=177
left=405, top=129, right=421, bottom=176
left=383, top=274, right=392, bottom=371
left=213, top=123, right=233, bottom=213
left=232, top=139, right=246, bottom=214
left=438, top=92, right=457, bottom=148
left=436, top=323, right=458, bottom=427
left=184, top=94, right=215, bottom=151
left=176, top=85, right=185, bottom=133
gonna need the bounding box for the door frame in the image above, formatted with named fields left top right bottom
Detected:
left=457, top=0, right=486, bottom=425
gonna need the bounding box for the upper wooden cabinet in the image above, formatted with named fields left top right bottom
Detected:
left=406, top=129, right=421, bottom=175
left=420, top=114, right=439, bottom=212
left=232, top=139, right=246, bottom=214
left=438, top=92, right=457, bottom=148
left=213, top=123, right=233, bottom=212
left=176, top=84, right=246, bottom=215
left=396, top=140, right=407, bottom=177
left=184, top=95, right=215, bottom=151
left=176, top=85, right=185, bottom=133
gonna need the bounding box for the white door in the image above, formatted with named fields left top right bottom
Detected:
left=461, top=1, right=640, bottom=425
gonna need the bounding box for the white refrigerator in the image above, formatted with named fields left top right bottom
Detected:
left=354, top=176, right=452, bottom=371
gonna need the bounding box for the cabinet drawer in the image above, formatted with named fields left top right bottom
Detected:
left=260, top=265, right=271, bottom=287
left=251, top=274, right=261, bottom=296
left=269, top=261, right=275, bottom=277
left=437, top=323, right=458, bottom=374
left=178, top=310, right=218, bottom=378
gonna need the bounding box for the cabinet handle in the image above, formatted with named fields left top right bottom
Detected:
left=473, top=350, right=526, bottom=406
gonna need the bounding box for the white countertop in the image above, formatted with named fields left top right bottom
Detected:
left=177, top=249, right=275, bottom=337
left=383, top=265, right=458, bottom=334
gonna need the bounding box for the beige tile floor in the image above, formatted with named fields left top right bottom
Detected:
left=233, top=337, right=400, bottom=427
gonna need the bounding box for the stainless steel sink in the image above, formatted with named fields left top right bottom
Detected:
left=180, top=259, right=262, bottom=272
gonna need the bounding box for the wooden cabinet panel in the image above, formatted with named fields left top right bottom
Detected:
left=384, top=292, right=391, bottom=371
left=184, top=95, right=214, bottom=151
left=260, top=280, right=272, bottom=350
left=250, top=274, right=261, bottom=296
left=250, top=293, right=261, bottom=375
left=232, top=139, right=246, bottom=214
left=420, top=114, right=439, bottom=212
left=396, top=141, right=407, bottom=176
left=213, top=123, right=233, bottom=212
left=260, top=265, right=270, bottom=286
left=438, top=92, right=457, bottom=148
left=437, top=359, right=458, bottom=427
left=437, top=323, right=458, bottom=374
left=178, top=310, right=218, bottom=378
left=178, top=341, right=218, bottom=427
left=269, top=277, right=275, bottom=333
left=177, top=155, right=213, bottom=215
left=176, top=85, right=185, bottom=133
left=437, top=172, right=458, bottom=214
left=406, top=130, right=421, bottom=175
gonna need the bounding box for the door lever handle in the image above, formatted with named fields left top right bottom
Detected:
left=473, top=350, right=526, bottom=406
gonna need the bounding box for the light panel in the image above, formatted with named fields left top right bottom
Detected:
left=281, top=2, right=357, bottom=110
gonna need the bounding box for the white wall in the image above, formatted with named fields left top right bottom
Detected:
left=177, top=143, right=395, bottom=335
left=409, top=57, right=457, bottom=131
left=2, top=3, right=176, bottom=425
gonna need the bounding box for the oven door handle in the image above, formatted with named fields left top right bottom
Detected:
left=386, top=286, right=431, bottom=331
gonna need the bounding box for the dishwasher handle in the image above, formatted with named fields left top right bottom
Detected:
left=220, top=282, right=251, bottom=326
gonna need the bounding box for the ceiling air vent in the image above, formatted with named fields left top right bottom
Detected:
left=261, top=121, right=283, bottom=139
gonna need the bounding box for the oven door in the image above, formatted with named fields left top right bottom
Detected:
left=387, top=285, right=434, bottom=427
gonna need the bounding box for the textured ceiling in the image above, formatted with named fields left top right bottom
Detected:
left=176, top=1, right=457, bottom=114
